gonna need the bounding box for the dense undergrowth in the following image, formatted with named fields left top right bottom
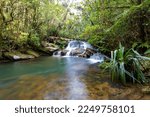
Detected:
left=81, top=0, right=150, bottom=55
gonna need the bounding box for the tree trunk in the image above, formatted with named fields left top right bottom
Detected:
left=137, top=0, right=146, bottom=42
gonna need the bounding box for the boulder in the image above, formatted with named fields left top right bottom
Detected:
left=78, top=48, right=97, bottom=58
left=26, top=50, right=40, bottom=58
left=70, top=48, right=85, bottom=56
left=3, top=51, right=35, bottom=61
left=40, top=42, right=59, bottom=55
left=45, top=46, right=58, bottom=52
left=38, top=48, right=54, bottom=55
left=42, top=41, right=58, bottom=48
left=53, top=50, right=69, bottom=56
left=60, top=50, right=68, bottom=56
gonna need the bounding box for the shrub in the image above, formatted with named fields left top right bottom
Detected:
left=28, top=33, right=41, bottom=48
left=109, top=43, right=150, bottom=84
left=47, top=26, right=59, bottom=37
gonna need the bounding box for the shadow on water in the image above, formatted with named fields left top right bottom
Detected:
left=0, top=56, right=149, bottom=100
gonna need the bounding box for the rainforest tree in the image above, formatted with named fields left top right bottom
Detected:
left=80, top=0, right=150, bottom=54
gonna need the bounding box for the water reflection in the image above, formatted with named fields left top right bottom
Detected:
left=0, top=57, right=149, bottom=100
left=44, top=57, right=89, bottom=100
left=65, top=57, right=88, bottom=100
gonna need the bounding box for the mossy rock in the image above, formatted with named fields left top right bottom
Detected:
left=3, top=51, right=35, bottom=61
left=142, top=86, right=150, bottom=94
left=37, top=48, right=54, bottom=55
left=26, top=50, right=40, bottom=58
left=48, top=43, right=59, bottom=48
left=41, top=41, right=59, bottom=48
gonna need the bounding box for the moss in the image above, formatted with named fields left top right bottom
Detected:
left=26, top=50, right=40, bottom=58
left=3, top=51, right=34, bottom=60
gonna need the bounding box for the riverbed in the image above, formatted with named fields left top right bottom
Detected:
left=0, top=56, right=149, bottom=99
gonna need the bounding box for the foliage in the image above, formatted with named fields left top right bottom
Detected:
left=81, top=25, right=100, bottom=39
left=109, top=43, right=150, bottom=84
left=103, top=0, right=150, bottom=51
left=28, top=33, right=40, bottom=48
left=0, top=0, right=67, bottom=51
left=80, top=0, right=150, bottom=54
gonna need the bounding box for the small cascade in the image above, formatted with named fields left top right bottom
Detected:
left=88, top=53, right=104, bottom=63
left=65, top=40, right=93, bottom=56
left=53, top=51, right=62, bottom=57
left=53, top=40, right=104, bottom=63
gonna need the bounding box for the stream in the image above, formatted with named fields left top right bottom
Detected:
left=0, top=41, right=149, bottom=100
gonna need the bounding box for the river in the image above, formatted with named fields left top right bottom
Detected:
left=0, top=40, right=149, bottom=100
left=0, top=56, right=102, bottom=99
left=0, top=56, right=149, bottom=99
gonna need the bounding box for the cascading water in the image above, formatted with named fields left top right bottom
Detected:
left=89, top=53, right=104, bottom=63
left=53, top=40, right=104, bottom=63
left=65, top=40, right=93, bottom=56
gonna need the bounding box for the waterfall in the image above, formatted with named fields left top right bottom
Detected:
left=53, top=40, right=104, bottom=63
left=65, top=40, right=93, bottom=56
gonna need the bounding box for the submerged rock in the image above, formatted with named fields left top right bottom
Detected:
left=142, top=86, right=150, bottom=94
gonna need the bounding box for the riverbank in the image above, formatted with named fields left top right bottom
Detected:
left=0, top=50, right=49, bottom=64
left=0, top=36, right=70, bottom=63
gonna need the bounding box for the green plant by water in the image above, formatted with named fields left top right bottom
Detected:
left=108, top=43, right=150, bottom=84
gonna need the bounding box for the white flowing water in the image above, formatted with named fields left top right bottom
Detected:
left=54, top=40, right=104, bottom=63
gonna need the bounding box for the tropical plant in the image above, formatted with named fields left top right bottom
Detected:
left=110, top=43, right=150, bottom=85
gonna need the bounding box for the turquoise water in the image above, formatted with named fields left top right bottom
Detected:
left=0, top=57, right=66, bottom=87
left=0, top=56, right=101, bottom=99
left=0, top=56, right=148, bottom=100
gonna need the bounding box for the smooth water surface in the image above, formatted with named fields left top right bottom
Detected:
left=0, top=57, right=102, bottom=99
left=0, top=57, right=149, bottom=100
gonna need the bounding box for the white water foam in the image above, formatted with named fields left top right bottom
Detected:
left=54, top=40, right=104, bottom=63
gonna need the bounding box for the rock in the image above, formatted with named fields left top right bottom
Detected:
left=78, top=51, right=88, bottom=58
left=61, top=50, right=68, bottom=56
left=13, top=55, right=20, bottom=60
left=142, top=86, right=150, bottom=94
left=70, top=48, right=85, bottom=56
left=54, top=47, right=100, bottom=58
left=60, top=50, right=68, bottom=56
left=53, top=50, right=69, bottom=56
left=3, top=51, right=34, bottom=61
left=26, top=50, right=40, bottom=58
left=42, top=42, right=59, bottom=51
left=38, top=47, right=58, bottom=55
left=38, top=48, right=53, bottom=55
left=78, top=48, right=97, bottom=58
left=42, top=41, right=59, bottom=48
left=86, top=48, right=97, bottom=54
left=40, top=42, right=59, bottom=55
left=45, top=46, right=58, bottom=52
